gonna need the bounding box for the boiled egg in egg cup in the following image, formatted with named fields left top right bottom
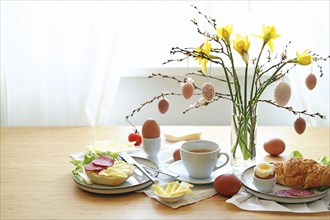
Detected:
left=141, top=119, right=161, bottom=158
left=152, top=181, right=194, bottom=203
left=253, top=162, right=276, bottom=193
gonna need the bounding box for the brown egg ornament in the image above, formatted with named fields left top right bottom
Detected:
left=182, top=82, right=194, bottom=99
left=305, top=73, right=317, bottom=90
left=202, top=82, right=215, bottom=101
left=263, top=138, right=286, bottom=156
left=294, top=117, right=306, bottom=135
left=274, top=82, right=291, bottom=106
left=141, top=119, right=161, bottom=138
left=214, top=174, right=242, bottom=197
left=158, top=98, right=169, bottom=114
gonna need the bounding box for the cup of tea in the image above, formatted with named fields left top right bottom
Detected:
left=180, top=140, right=229, bottom=179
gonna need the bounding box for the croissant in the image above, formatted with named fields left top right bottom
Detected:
left=274, top=157, right=330, bottom=189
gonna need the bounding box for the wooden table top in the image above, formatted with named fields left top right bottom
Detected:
left=1, top=126, right=329, bottom=219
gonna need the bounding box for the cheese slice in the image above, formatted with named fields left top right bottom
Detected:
left=163, top=127, right=201, bottom=142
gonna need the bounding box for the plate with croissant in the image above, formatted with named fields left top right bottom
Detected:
left=241, top=157, right=330, bottom=203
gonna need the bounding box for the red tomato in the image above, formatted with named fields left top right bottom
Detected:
left=128, top=132, right=142, bottom=146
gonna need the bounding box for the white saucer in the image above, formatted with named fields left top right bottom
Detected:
left=168, top=160, right=232, bottom=185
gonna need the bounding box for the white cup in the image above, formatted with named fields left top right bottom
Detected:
left=142, top=137, right=161, bottom=158
left=180, top=140, right=230, bottom=179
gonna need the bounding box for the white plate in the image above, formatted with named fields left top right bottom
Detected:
left=168, top=160, right=232, bottom=184
left=72, top=156, right=158, bottom=194
left=241, top=166, right=329, bottom=203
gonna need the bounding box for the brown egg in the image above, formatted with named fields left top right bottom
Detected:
left=305, top=73, right=317, bottom=90
left=158, top=98, right=169, bottom=114
left=274, top=82, right=291, bottom=106
left=182, top=82, right=194, bottom=99
left=202, top=82, right=215, bottom=101
left=173, top=149, right=181, bottom=161
left=214, top=174, right=242, bottom=197
left=263, top=138, right=286, bottom=156
left=294, top=117, right=306, bottom=135
left=141, top=119, right=161, bottom=138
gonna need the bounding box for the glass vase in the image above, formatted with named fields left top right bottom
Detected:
left=230, top=104, right=257, bottom=176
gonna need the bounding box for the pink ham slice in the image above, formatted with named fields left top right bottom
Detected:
left=84, top=162, right=107, bottom=171
left=274, top=189, right=315, bottom=197
left=92, top=156, right=115, bottom=167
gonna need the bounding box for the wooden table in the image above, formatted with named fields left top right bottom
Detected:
left=1, top=126, right=329, bottom=219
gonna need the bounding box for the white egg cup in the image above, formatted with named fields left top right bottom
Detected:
left=253, top=175, right=276, bottom=193
left=142, top=137, right=161, bottom=158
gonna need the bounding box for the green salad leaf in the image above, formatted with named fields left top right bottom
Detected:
left=317, top=155, right=330, bottom=167
left=289, top=150, right=303, bottom=158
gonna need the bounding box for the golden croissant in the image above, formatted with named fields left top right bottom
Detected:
left=274, top=157, right=330, bottom=189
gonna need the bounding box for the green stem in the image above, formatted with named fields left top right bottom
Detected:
left=250, top=43, right=266, bottom=101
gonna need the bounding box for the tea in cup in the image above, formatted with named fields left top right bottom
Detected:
left=180, top=140, right=229, bottom=179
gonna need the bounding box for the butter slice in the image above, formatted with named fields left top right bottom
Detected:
left=163, top=127, right=201, bottom=142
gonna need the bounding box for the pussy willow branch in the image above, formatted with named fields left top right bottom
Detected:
left=259, top=99, right=326, bottom=119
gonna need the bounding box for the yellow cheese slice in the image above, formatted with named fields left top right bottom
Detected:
left=163, top=127, right=201, bottom=142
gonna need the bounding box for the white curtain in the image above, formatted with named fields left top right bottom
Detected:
left=1, top=1, right=329, bottom=126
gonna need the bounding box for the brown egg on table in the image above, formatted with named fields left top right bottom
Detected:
left=294, top=117, right=306, bottom=135
left=263, top=138, right=286, bottom=156
left=158, top=98, right=169, bottom=114
left=274, top=82, right=291, bottom=106
left=305, top=73, right=317, bottom=90
left=173, top=148, right=181, bottom=161
left=202, top=82, right=215, bottom=101
left=182, top=82, right=194, bottom=99
left=214, top=174, right=242, bottom=197
left=142, top=119, right=161, bottom=138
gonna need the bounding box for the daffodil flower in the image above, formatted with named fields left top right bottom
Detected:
left=216, top=24, right=233, bottom=45
left=233, top=34, right=250, bottom=64
left=194, top=38, right=212, bottom=74
left=254, top=25, right=281, bottom=52
left=296, top=49, right=313, bottom=65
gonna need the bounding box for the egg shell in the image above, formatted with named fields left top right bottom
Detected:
left=274, top=82, right=291, bottom=106
left=182, top=83, right=194, bottom=99
left=214, top=174, right=242, bottom=197
left=202, top=82, right=215, bottom=101
left=158, top=98, right=169, bottom=114
left=305, top=73, right=317, bottom=90
left=141, top=119, right=161, bottom=138
left=173, top=148, right=181, bottom=161
left=294, top=117, right=306, bottom=135
left=263, top=138, right=286, bottom=156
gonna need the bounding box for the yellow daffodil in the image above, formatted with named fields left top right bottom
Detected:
left=254, top=25, right=281, bottom=52
left=216, top=24, right=233, bottom=45
left=194, top=38, right=212, bottom=74
left=233, top=34, right=250, bottom=64
left=296, top=49, right=313, bottom=65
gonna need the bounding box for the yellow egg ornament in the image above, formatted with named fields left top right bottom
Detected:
left=274, top=82, right=291, bottom=106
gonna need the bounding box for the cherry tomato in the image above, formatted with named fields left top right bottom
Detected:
left=128, top=132, right=142, bottom=146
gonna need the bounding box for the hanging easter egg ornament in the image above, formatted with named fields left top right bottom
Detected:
left=182, top=82, right=194, bottom=99
left=294, top=117, right=306, bottom=135
left=202, top=82, right=215, bottom=101
left=305, top=73, right=317, bottom=90
left=158, top=98, right=169, bottom=114
left=274, top=82, right=291, bottom=106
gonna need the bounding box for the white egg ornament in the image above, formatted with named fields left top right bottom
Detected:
left=158, top=98, right=169, bottom=114
left=202, top=82, right=215, bottom=101
left=305, top=73, right=317, bottom=90
left=274, top=82, right=291, bottom=106
left=294, top=117, right=306, bottom=135
left=182, top=82, right=194, bottom=100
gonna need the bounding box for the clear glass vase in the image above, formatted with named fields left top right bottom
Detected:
left=230, top=104, right=257, bottom=176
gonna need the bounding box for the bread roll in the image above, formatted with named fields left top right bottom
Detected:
left=86, top=161, right=134, bottom=186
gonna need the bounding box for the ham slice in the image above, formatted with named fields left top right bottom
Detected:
left=84, top=162, right=107, bottom=171
left=274, top=189, right=314, bottom=197
left=92, top=156, right=114, bottom=167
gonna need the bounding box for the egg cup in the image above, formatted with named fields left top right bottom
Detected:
left=142, top=137, right=161, bottom=157
left=253, top=175, right=276, bottom=193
